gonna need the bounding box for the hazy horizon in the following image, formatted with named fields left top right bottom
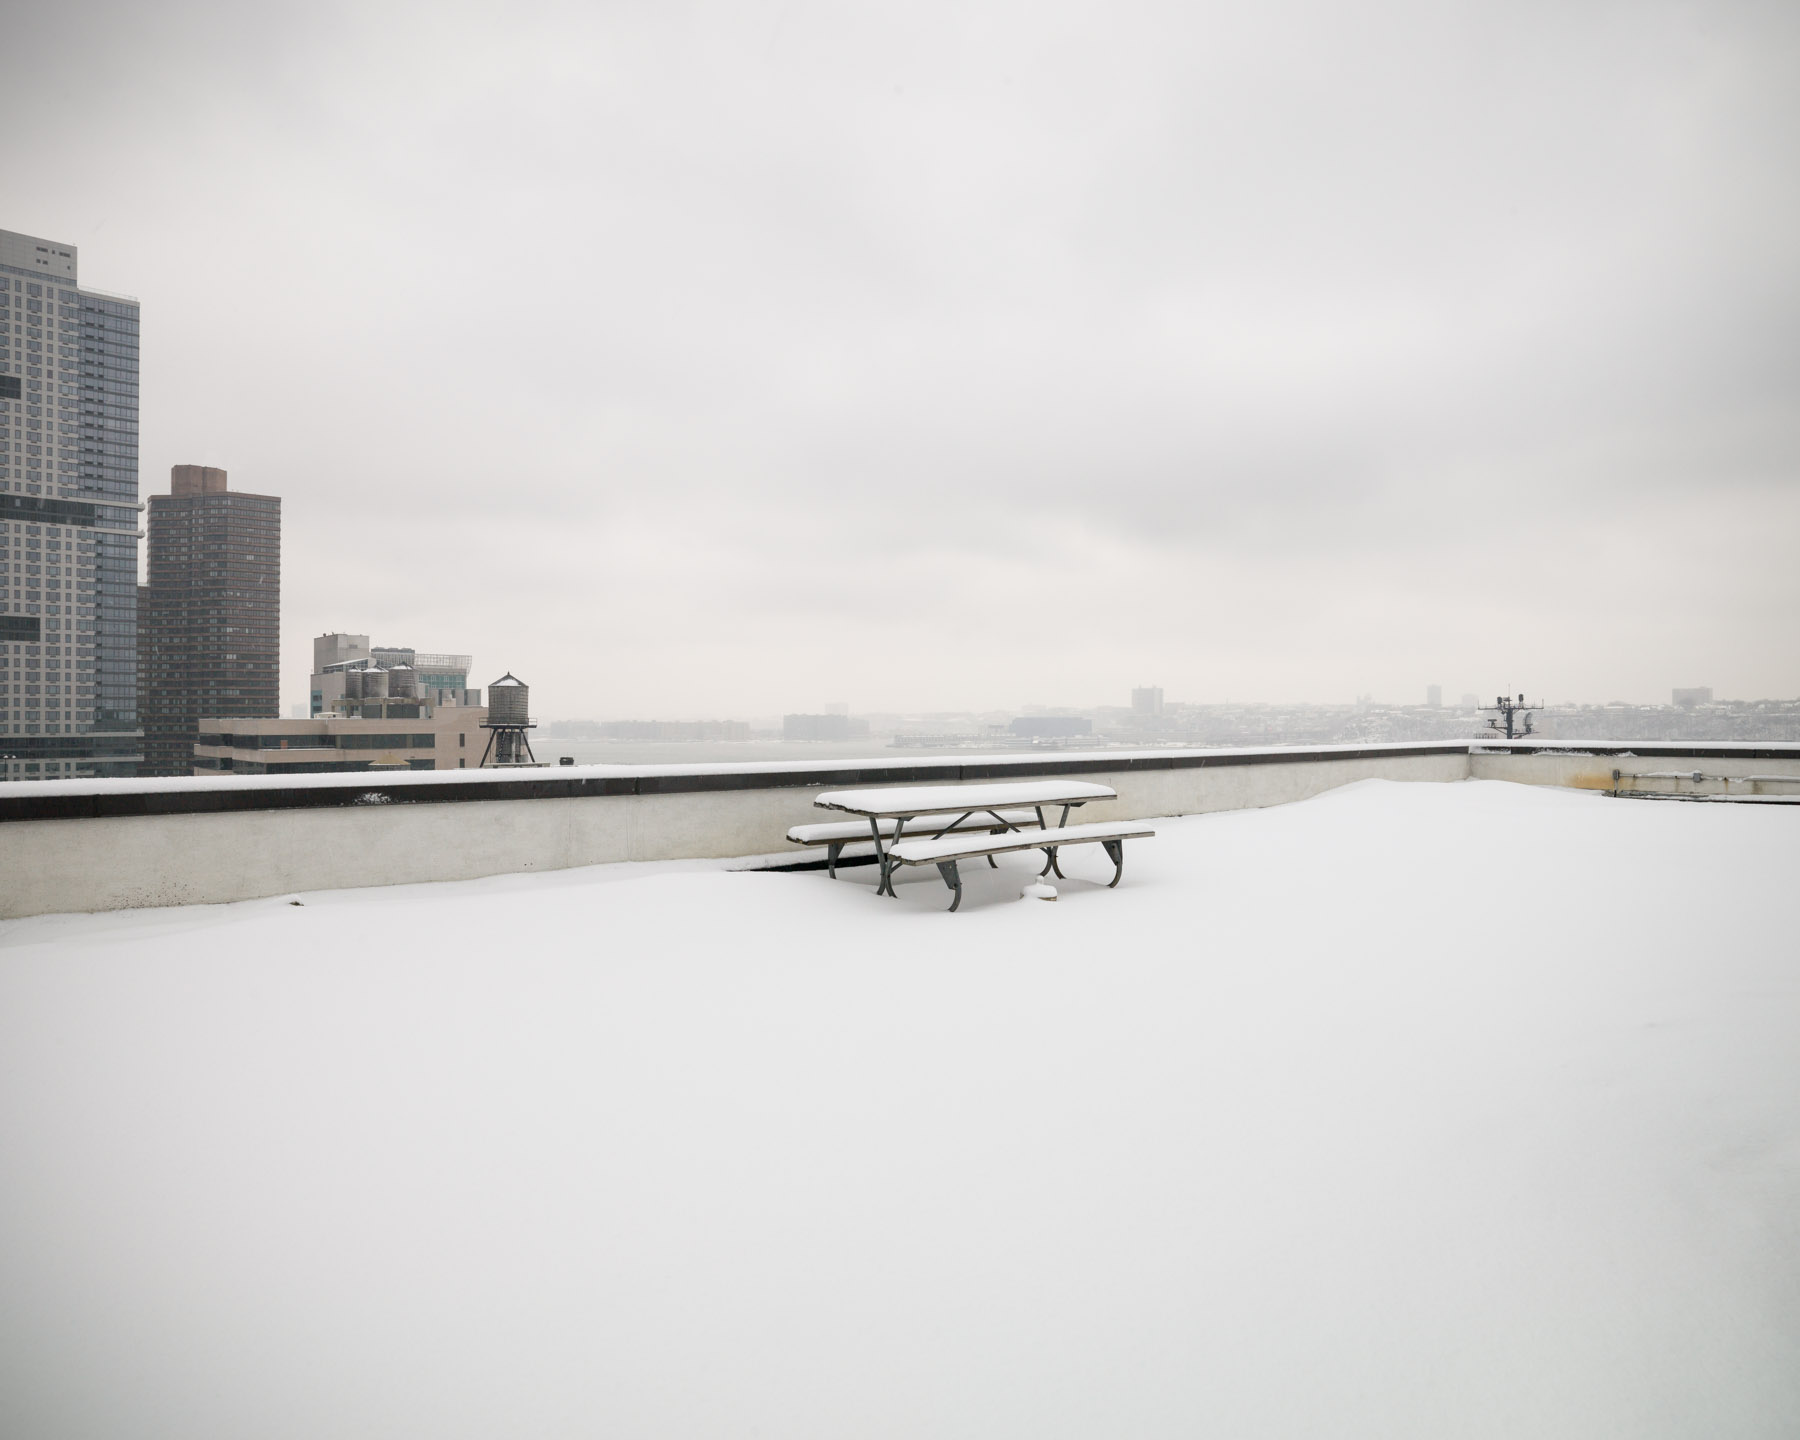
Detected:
left=6, top=1, right=1797, bottom=717
left=541, top=689, right=1783, bottom=725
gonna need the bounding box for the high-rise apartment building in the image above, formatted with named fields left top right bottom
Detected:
left=137, top=465, right=281, bottom=775
left=0, top=228, right=143, bottom=780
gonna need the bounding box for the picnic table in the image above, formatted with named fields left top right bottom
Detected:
left=808, top=779, right=1140, bottom=908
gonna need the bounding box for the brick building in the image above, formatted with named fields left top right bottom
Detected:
left=137, top=464, right=280, bottom=775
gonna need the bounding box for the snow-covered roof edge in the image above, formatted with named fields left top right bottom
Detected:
left=5, top=737, right=1798, bottom=803
left=7, top=741, right=1469, bottom=800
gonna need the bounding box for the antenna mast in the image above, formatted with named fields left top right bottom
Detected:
left=1479, top=693, right=1543, bottom=740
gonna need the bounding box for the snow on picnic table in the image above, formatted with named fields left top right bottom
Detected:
left=1, top=779, right=1796, bottom=1438
left=812, top=778, right=1117, bottom=814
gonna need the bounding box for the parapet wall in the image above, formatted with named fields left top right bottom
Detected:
left=1, top=743, right=1469, bottom=919
left=1467, top=743, right=1800, bottom=795
left=3, top=740, right=1794, bottom=920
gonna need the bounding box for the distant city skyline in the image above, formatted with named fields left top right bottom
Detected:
left=4, top=3, right=1797, bottom=717
left=533, top=691, right=1800, bottom=763
left=537, top=683, right=1778, bottom=726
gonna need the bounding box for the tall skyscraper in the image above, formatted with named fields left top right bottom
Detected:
left=0, top=228, right=143, bottom=780
left=138, top=465, right=281, bottom=775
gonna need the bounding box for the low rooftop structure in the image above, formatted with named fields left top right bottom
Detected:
left=193, top=706, right=489, bottom=775
left=310, top=631, right=480, bottom=715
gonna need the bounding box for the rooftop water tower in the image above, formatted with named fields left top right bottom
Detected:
left=479, top=673, right=540, bottom=766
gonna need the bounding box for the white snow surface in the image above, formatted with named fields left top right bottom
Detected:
left=2, top=779, right=1797, bottom=1438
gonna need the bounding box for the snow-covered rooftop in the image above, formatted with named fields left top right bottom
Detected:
left=2, top=779, right=1796, bottom=1435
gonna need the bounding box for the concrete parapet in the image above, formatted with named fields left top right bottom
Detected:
left=3, top=741, right=1795, bottom=920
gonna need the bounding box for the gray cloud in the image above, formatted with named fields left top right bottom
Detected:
left=5, top=0, right=1796, bottom=713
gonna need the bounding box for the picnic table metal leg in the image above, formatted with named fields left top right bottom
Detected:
left=882, top=817, right=909, bottom=897
left=978, top=808, right=1012, bottom=865
left=936, top=860, right=963, bottom=911
left=931, top=812, right=975, bottom=840
left=1103, top=839, right=1125, bottom=887
left=1031, top=806, right=1064, bottom=876
left=868, top=817, right=893, bottom=896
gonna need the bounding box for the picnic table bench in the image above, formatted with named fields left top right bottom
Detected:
left=787, top=810, right=1041, bottom=877
left=809, top=780, right=1156, bottom=910
left=888, top=819, right=1158, bottom=910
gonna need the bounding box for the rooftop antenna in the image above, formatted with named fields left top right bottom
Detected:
left=1479, top=691, right=1543, bottom=740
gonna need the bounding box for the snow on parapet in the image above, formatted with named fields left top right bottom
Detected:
left=0, top=741, right=1481, bottom=800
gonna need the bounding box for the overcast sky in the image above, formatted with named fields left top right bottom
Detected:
left=6, top=1, right=1797, bottom=716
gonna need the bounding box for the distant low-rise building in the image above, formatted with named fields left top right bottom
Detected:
left=589, top=719, right=751, bottom=741
left=1009, top=716, right=1092, bottom=738
left=1672, top=687, right=1713, bottom=707
left=192, top=704, right=489, bottom=775
left=784, top=713, right=870, bottom=741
